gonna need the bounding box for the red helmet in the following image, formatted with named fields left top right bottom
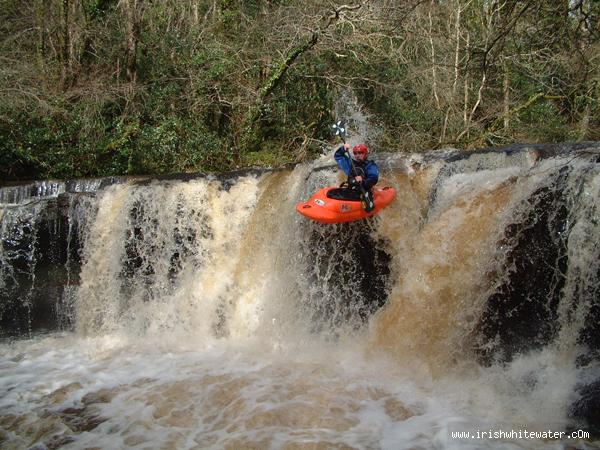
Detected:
left=353, top=144, right=369, bottom=158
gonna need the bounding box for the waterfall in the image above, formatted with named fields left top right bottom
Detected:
left=1, top=143, right=599, bottom=448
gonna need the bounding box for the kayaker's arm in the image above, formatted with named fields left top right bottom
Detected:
left=334, top=145, right=352, bottom=177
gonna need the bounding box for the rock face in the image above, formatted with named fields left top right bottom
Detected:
left=474, top=179, right=569, bottom=364
left=570, top=380, right=600, bottom=436
left=0, top=193, right=82, bottom=336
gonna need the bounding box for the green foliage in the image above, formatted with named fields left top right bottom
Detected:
left=86, top=0, right=117, bottom=20
left=514, top=100, right=574, bottom=142
left=1, top=0, right=598, bottom=180
left=240, top=144, right=294, bottom=168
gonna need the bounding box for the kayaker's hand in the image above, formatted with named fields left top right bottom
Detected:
left=344, top=143, right=351, bottom=150
left=354, top=175, right=363, bottom=183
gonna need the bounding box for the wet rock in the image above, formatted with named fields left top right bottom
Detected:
left=569, top=379, right=600, bottom=438
left=303, top=219, right=392, bottom=331
left=56, top=406, right=106, bottom=433
left=45, top=433, right=75, bottom=450
left=0, top=428, right=9, bottom=446
left=384, top=398, right=415, bottom=422
left=123, top=434, right=148, bottom=446
left=10, top=353, right=25, bottom=362
left=81, top=388, right=117, bottom=405
left=27, top=444, right=47, bottom=450
left=0, top=194, right=84, bottom=337
left=0, top=413, right=27, bottom=429
left=44, top=382, right=83, bottom=404
left=474, top=180, right=569, bottom=364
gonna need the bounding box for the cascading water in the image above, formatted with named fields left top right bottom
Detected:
left=1, top=143, right=599, bottom=449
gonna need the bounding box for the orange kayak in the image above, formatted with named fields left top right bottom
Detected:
left=296, top=186, right=396, bottom=224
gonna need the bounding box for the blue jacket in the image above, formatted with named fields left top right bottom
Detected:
left=334, top=146, right=379, bottom=190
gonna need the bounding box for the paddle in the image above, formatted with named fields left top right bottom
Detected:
left=332, top=120, right=375, bottom=213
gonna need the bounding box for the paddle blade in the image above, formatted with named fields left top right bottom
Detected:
left=362, top=191, right=375, bottom=213
left=332, top=120, right=347, bottom=140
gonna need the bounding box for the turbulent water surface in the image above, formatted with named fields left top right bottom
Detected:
left=1, top=144, right=599, bottom=449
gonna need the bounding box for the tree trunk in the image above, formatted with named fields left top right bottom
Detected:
left=579, top=101, right=591, bottom=140
left=442, top=0, right=464, bottom=143
left=239, top=4, right=361, bottom=152
left=35, top=0, right=47, bottom=67
left=503, top=58, right=510, bottom=131
left=462, top=31, right=470, bottom=131
left=61, top=0, right=71, bottom=86
left=428, top=1, right=441, bottom=110
left=239, top=33, right=319, bottom=152
left=124, top=0, right=141, bottom=83
left=192, top=1, right=199, bottom=25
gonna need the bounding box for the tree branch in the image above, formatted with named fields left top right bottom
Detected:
left=240, top=3, right=363, bottom=151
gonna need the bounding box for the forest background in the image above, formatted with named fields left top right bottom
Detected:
left=1, top=0, right=599, bottom=180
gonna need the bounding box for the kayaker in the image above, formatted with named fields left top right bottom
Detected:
left=334, top=143, right=379, bottom=193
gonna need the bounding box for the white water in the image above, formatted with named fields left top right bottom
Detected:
left=4, top=332, right=586, bottom=450
left=1, top=149, right=599, bottom=449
